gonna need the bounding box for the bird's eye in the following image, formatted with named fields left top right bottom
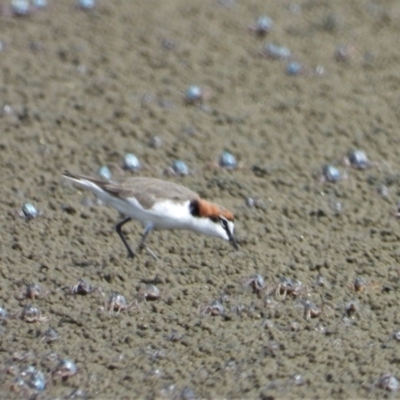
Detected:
left=220, top=217, right=228, bottom=230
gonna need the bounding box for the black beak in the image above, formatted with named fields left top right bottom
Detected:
left=229, top=233, right=239, bottom=250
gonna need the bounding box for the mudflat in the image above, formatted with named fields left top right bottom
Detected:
left=1, top=0, right=400, bottom=398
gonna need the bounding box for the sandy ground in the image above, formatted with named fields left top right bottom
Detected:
left=1, top=0, right=400, bottom=398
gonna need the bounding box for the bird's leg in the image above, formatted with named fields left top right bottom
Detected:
left=115, top=217, right=135, bottom=258
left=137, top=225, right=158, bottom=260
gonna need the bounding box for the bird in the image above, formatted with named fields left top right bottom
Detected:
left=63, top=170, right=238, bottom=258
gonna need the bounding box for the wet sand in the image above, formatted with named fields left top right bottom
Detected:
left=1, top=0, right=400, bottom=398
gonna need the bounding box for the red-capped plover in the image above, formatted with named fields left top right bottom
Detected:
left=63, top=171, right=238, bottom=258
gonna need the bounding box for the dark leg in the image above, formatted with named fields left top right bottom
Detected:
left=137, top=225, right=158, bottom=260
left=137, top=225, right=152, bottom=251
left=115, top=217, right=135, bottom=258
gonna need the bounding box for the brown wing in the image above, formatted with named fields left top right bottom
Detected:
left=116, top=178, right=200, bottom=209
left=63, top=171, right=200, bottom=209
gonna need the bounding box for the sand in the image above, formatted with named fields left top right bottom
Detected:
left=1, top=0, right=400, bottom=398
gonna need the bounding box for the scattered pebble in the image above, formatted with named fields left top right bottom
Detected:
left=289, top=373, right=305, bottom=386
left=219, top=151, right=237, bottom=169
left=78, top=0, right=95, bottom=10
left=11, top=0, right=31, bottom=16
left=122, top=153, right=141, bottom=172
left=97, top=165, right=112, bottom=180
left=245, top=196, right=265, bottom=209
left=148, top=135, right=162, bottom=148
left=286, top=61, right=302, bottom=76
left=0, top=306, right=7, bottom=319
left=321, top=164, right=342, bottom=183
left=185, top=85, right=203, bottom=104
left=172, top=160, right=190, bottom=176
left=346, top=149, right=369, bottom=170
left=180, top=387, right=196, bottom=400
left=67, top=388, right=89, bottom=399
left=20, top=203, right=38, bottom=219
left=249, top=16, right=273, bottom=36
left=262, top=43, right=291, bottom=60
left=33, top=0, right=47, bottom=8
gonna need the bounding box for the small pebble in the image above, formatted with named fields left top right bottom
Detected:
left=0, top=306, right=7, bottom=318
left=122, top=153, right=141, bottom=172
left=78, top=0, right=95, bottom=9
left=172, top=160, right=190, bottom=176
left=219, top=151, right=237, bottom=169
left=67, top=388, right=89, bottom=399
left=376, top=184, right=389, bottom=198
left=148, top=135, right=162, bottom=148
left=21, top=203, right=38, bottom=219
left=33, top=0, right=47, bottom=8
left=322, top=165, right=341, bottom=183
left=245, top=197, right=256, bottom=207
left=11, top=0, right=30, bottom=16
left=286, top=61, right=302, bottom=76
left=97, top=165, right=112, bottom=180
left=252, top=16, right=273, bottom=35
left=245, top=197, right=265, bottom=209
left=185, top=85, right=202, bottom=104
left=180, top=387, right=196, bottom=400
left=290, top=374, right=305, bottom=386
left=263, top=43, right=291, bottom=60
left=347, top=149, right=369, bottom=170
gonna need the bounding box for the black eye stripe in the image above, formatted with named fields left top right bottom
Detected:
left=189, top=200, right=200, bottom=217
left=220, top=217, right=229, bottom=229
